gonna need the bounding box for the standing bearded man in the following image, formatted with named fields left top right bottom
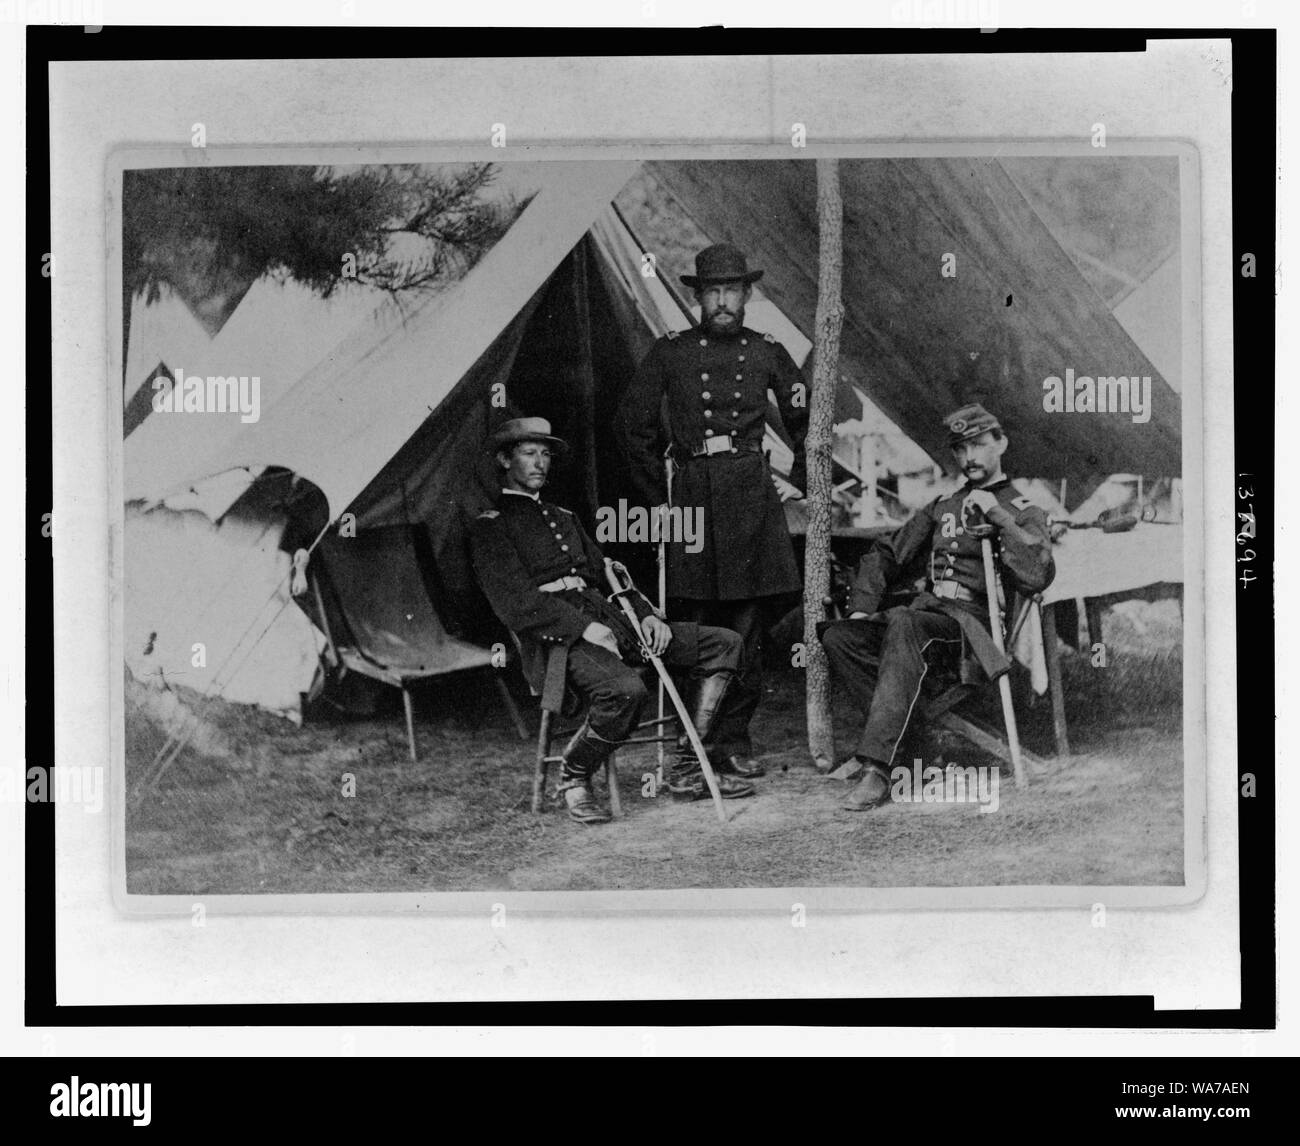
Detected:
left=616, top=243, right=809, bottom=779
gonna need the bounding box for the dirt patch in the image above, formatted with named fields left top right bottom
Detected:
left=125, top=609, right=1184, bottom=895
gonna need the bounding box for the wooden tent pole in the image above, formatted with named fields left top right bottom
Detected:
left=804, top=159, right=844, bottom=772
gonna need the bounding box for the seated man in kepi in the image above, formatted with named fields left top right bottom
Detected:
left=817, top=403, right=1056, bottom=811
left=469, top=417, right=756, bottom=825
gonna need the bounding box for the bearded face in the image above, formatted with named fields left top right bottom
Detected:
left=696, top=280, right=751, bottom=337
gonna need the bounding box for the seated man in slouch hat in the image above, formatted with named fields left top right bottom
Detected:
left=469, top=417, right=756, bottom=825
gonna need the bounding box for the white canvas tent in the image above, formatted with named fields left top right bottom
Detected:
left=124, top=162, right=680, bottom=716
left=124, top=156, right=1182, bottom=721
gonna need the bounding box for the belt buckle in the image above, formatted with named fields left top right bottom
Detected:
left=703, top=434, right=731, bottom=456
left=932, top=580, right=955, bottom=599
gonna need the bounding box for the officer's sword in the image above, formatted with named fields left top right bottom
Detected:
left=656, top=453, right=674, bottom=784
left=974, top=530, right=1028, bottom=791
left=604, top=558, right=728, bottom=823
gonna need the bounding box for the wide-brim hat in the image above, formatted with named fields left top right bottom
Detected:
left=944, top=403, right=1002, bottom=447
left=680, top=243, right=764, bottom=290
left=487, top=416, right=568, bottom=454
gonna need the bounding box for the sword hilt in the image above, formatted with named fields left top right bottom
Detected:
left=603, top=558, right=636, bottom=598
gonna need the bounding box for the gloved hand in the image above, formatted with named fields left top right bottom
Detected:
left=582, top=622, right=622, bottom=660
left=770, top=473, right=803, bottom=502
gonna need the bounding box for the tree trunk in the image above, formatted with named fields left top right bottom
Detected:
left=804, top=158, right=844, bottom=770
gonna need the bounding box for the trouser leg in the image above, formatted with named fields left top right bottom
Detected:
left=819, top=616, right=889, bottom=719
left=561, top=643, right=648, bottom=780
left=853, top=608, right=962, bottom=767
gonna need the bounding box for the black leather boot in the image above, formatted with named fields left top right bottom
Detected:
left=686, top=670, right=766, bottom=778
left=669, top=671, right=759, bottom=796
left=689, top=671, right=733, bottom=742
left=667, top=673, right=754, bottom=800
left=716, top=754, right=767, bottom=778
left=556, top=726, right=615, bottom=825
left=666, top=759, right=755, bottom=800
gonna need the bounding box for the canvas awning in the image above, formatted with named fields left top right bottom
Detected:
left=646, top=157, right=1182, bottom=489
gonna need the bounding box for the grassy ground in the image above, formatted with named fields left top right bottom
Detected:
left=125, top=599, right=1184, bottom=894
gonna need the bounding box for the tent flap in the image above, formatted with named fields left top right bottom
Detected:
left=646, top=157, right=1181, bottom=486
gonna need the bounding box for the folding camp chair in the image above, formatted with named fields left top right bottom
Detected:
left=307, top=525, right=529, bottom=763
left=821, top=592, right=1049, bottom=775
left=922, top=596, right=1051, bottom=773
left=523, top=642, right=683, bottom=816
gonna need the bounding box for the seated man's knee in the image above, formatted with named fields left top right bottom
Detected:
left=712, top=626, right=743, bottom=673
left=883, top=607, right=921, bottom=641
left=819, top=621, right=860, bottom=657
left=602, top=669, right=648, bottom=713
left=586, top=668, right=648, bottom=739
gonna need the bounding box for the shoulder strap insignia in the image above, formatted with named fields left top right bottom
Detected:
left=477, top=509, right=499, bottom=520
left=1010, top=495, right=1033, bottom=511
left=664, top=329, right=679, bottom=340
left=763, top=331, right=777, bottom=343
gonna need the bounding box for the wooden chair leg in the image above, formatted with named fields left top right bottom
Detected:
left=1042, top=603, right=1072, bottom=758
left=493, top=673, right=530, bottom=741
left=402, top=684, right=417, bottom=764
left=936, top=711, right=1050, bottom=772
left=532, top=708, right=553, bottom=814
left=1084, top=597, right=1105, bottom=649
left=606, top=750, right=622, bottom=818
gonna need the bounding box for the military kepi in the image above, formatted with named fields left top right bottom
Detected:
left=944, top=403, right=1001, bottom=447
left=680, top=243, right=764, bottom=289
left=488, top=416, right=568, bottom=453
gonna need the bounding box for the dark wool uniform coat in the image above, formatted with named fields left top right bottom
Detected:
left=468, top=489, right=658, bottom=702
left=617, top=325, right=809, bottom=601
left=846, top=477, right=1056, bottom=682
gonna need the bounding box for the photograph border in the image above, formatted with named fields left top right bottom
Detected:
left=108, top=138, right=1204, bottom=916
left=27, top=26, right=1268, bottom=1021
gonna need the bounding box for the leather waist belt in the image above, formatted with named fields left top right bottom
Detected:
left=682, top=434, right=763, bottom=458
left=930, top=579, right=978, bottom=603
left=538, top=576, right=588, bottom=593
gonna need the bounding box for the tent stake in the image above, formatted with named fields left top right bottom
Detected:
left=402, top=685, right=418, bottom=764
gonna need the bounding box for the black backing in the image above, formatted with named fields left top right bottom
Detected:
left=26, top=25, right=1275, bottom=1038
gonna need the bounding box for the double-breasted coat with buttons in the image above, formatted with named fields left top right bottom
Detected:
left=468, top=490, right=656, bottom=701
left=616, top=325, right=809, bottom=601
